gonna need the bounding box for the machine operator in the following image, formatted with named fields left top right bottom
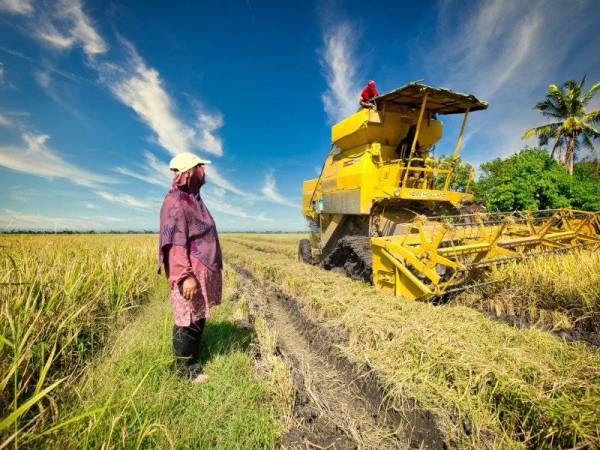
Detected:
left=359, top=80, right=379, bottom=109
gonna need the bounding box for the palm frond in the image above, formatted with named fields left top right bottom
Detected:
left=581, top=122, right=600, bottom=140
left=581, top=133, right=595, bottom=152
left=534, top=99, right=566, bottom=119
left=563, top=79, right=585, bottom=115
left=546, top=84, right=566, bottom=111
left=522, top=122, right=562, bottom=143
left=582, top=81, right=600, bottom=105
left=584, top=108, right=600, bottom=125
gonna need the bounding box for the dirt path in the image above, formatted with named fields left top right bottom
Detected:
left=232, top=264, right=410, bottom=450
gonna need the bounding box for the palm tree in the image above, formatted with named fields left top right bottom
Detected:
left=523, top=77, right=600, bottom=174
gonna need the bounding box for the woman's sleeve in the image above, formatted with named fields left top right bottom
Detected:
left=166, top=244, right=194, bottom=287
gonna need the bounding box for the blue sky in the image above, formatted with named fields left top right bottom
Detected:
left=0, top=0, right=598, bottom=231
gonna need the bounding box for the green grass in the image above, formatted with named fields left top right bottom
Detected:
left=51, top=267, right=287, bottom=449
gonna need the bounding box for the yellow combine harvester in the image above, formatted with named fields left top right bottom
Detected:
left=300, top=82, right=600, bottom=300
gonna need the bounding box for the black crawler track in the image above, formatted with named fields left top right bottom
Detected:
left=322, top=236, right=373, bottom=282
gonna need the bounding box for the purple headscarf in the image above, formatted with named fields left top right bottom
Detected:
left=158, top=165, right=222, bottom=273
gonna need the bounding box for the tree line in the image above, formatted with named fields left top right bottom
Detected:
left=460, top=77, right=599, bottom=212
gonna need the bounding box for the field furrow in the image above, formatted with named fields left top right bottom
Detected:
left=233, top=263, right=413, bottom=449
left=221, top=236, right=600, bottom=449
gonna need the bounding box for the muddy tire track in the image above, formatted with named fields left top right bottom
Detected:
left=231, top=238, right=600, bottom=349
left=231, top=262, right=445, bottom=449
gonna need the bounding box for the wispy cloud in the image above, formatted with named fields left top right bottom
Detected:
left=424, top=0, right=599, bottom=164
left=0, top=132, right=114, bottom=187
left=196, top=111, right=224, bottom=156
left=0, top=0, right=33, bottom=15
left=320, top=21, right=360, bottom=122
left=114, top=151, right=171, bottom=187
left=95, top=190, right=158, bottom=210
left=0, top=45, right=89, bottom=83
left=36, top=0, right=107, bottom=57
left=205, top=165, right=255, bottom=199
left=260, top=172, right=298, bottom=208
left=34, top=69, right=89, bottom=122
left=204, top=198, right=270, bottom=222
left=0, top=112, right=13, bottom=127
left=98, top=40, right=224, bottom=157
left=0, top=208, right=133, bottom=231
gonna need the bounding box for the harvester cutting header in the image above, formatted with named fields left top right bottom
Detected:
left=300, top=82, right=600, bottom=300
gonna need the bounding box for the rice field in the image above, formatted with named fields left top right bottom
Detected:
left=1, top=233, right=599, bottom=449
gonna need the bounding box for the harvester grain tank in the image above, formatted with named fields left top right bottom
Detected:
left=300, top=82, right=600, bottom=300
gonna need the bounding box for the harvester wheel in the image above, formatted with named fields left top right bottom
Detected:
left=298, top=239, right=313, bottom=264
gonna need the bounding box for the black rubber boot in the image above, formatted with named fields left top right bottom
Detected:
left=172, top=319, right=206, bottom=377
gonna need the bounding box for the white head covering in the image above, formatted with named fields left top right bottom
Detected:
left=169, top=153, right=211, bottom=172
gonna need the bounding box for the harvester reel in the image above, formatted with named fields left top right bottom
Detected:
left=371, top=209, right=600, bottom=301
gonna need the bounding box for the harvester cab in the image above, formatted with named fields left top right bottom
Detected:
left=300, top=82, right=600, bottom=301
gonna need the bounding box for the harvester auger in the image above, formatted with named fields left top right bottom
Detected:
left=299, top=82, right=600, bottom=301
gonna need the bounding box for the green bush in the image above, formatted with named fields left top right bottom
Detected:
left=473, top=148, right=599, bottom=211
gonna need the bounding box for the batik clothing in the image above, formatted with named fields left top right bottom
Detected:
left=167, top=244, right=222, bottom=327
left=158, top=189, right=222, bottom=273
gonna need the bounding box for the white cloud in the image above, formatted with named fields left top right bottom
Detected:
left=0, top=132, right=114, bottom=187
left=34, top=70, right=51, bottom=87
left=320, top=22, right=360, bottom=123
left=211, top=187, right=226, bottom=198
left=423, top=0, right=599, bottom=164
left=95, top=191, right=158, bottom=210
left=37, top=24, right=76, bottom=50
left=204, top=198, right=270, bottom=222
left=260, top=172, right=298, bottom=208
left=114, top=151, right=171, bottom=187
left=36, top=0, right=107, bottom=57
left=0, top=209, right=129, bottom=231
left=204, top=165, right=255, bottom=199
left=196, top=111, right=224, bottom=156
left=100, top=42, right=224, bottom=157
left=0, top=0, right=33, bottom=15
left=0, top=113, right=12, bottom=127
left=102, top=48, right=195, bottom=156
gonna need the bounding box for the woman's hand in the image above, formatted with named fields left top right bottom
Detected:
left=181, top=276, right=199, bottom=301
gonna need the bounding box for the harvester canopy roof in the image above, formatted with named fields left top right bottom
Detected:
left=375, top=82, right=488, bottom=114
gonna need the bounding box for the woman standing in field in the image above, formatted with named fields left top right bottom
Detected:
left=158, top=153, right=222, bottom=384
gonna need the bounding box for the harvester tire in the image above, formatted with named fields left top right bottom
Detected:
left=298, top=239, right=313, bottom=264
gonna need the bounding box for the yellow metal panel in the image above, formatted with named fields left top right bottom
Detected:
left=332, top=109, right=442, bottom=151
left=301, top=178, right=319, bottom=216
